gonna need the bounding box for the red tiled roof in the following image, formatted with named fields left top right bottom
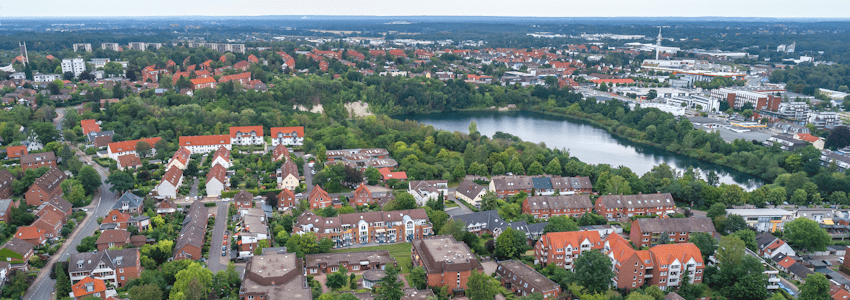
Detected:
left=206, top=163, right=227, bottom=184
left=162, top=166, right=184, bottom=186
left=71, top=276, right=107, bottom=298
left=796, top=133, right=820, bottom=143
left=778, top=256, right=797, bottom=269
left=6, top=145, right=27, bottom=158
left=179, top=135, right=230, bottom=147
left=108, top=137, right=161, bottom=154
left=80, top=119, right=101, bottom=135
left=271, top=126, right=304, bottom=138
left=190, top=77, right=217, bottom=85
left=541, top=230, right=602, bottom=250
left=590, top=78, right=635, bottom=84
left=833, top=289, right=850, bottom=300
left=117, top=154, right=141, bottom=168
left=14, top=226, right=44, bottom=241
left=103, top=209, right=130, bottom=224
left=273, top=143, right=290, bottom=162
left=212, top=146, right=231, bottom=162
left=379, top=167, right=407, bottom=180
left=218, top=72, right=251, bottom=84
left=229, top=126, right=263, bottom=138
left=171, top=147, right=191, bottom=166
left=649, top=243, right=703, bottom=267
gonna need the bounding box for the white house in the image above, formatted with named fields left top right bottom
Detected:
left=454, top=180, right=486, bottom=208
left=178, top=135, right=231, bottom=154
left=211, top=146, right=231, bottom=169
left=155, top=166, right=183, bottom=199
left=167, top=147, right=191, bottom=170
left=205, top=164, right=227, bottom=197
left=107, top=137, right=161, bottom=160
left=408, top=180, right=448, bottom=206
left=229, top=126, right=264, bottom=146
left=270, top=126, right=304, bottom=146
left=277, top=160, right=300, bottom=191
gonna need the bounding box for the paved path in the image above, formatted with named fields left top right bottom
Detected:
left=445, top=188, right=474, bottom=216
left=208, top=201, right=229, bottom=273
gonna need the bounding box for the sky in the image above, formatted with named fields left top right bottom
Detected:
left=2, top=0, right=849, bottom=18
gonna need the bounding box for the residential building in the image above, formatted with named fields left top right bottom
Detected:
left=61, top=58, right=86, bottom=77
left=534, top=230, right=603, bottom=268
left=645, top=243, right=704, bottom=290
left=69, top=276, right=115, bottom=300
left=36, top=196, right=72, bottom=221
left=325, top=148, right=398, bottom=171
left=522, top=195, right=593, bottom=219
left=33, top=73, right=62, bottom=83
left=209, top=146, right=230, bottom=167
left=270, top=126, right=305, bottom=146
left=229, top=126, right=264, bottom=146
left=0, top=199, right=14, bottom=224
left=294, top=209, right=432, bottom=247
left=155, top=199, right=177, bottom=216
left=821, top=150, right=850, bottom=172
left=88, top=131, right=113, bottom=148
left=25, top=166, right=66, bottom=206
left=95, top=230, right=131, bottom=251
left=272, top=143, right=290, bottom=162
left=13, top=226, right=46, bottom=246
left=0, top=170, right=15, bottom=199
left=350, top=183, right=395, bottom=207
left=6, top=145, right=27, bottom=159
left=167, top=147, right=191, bottom=170
left=764, top=134, right=808, bottom=151
left=240, top=211, right=269, bottom=252
left=173, top=201, right=208, bottom=260
left=411, top=235, right=483, bottom=293
left=604, top=233, right=652, bottom=289
left=178, top=135, right=231, bottom=154
left=455, top=180, right=487, bottom=208
left=205, top=163, right=227, bottom=197
left=777, top=102, right=810, bottom=121
left=240, top=252, right=312, bottom=300
left=101, top=43, right=120, bottom=51
left=449, top=210, right=546, bottom=242
left=379, top=167, right=408, bottom=182
left=155, top=166, right=183, bottom=199
left=277, top=160, right=300, bottom=191
left=308, top=185, right=332, bottom=209
left=630, top=218, right=717, bottom=248
left=128, top=215, right=151, bottom=232
left=68, top=248, right=141, bottom=287
left=408, top=180, right=448, bottom=206
left=496, top=260, right=560, bottom=298
left=72, top=43, right=92, bottom=52
left=756, top=232, right=796, bottom=259
left=116, top=154, right=141, bottom=170
left=277, top=189, right=297, bottom=211
left=233, top=190, right=254, bottom=209
left=809, top=112, right=840, bottom=128
left=20, top=152, right=57, bottom=171
left=112, top=191, right=144, bottom=214
left=725, top=208, right=794, bottom=232
left=304, top=250, right=396, bottom=275
left=0, top=238, right=34, bottom=270
left=709, top=88, right=781, bottom=111
left=489, top=175, right=533, bottom=197
left=107, top=137, right=162, bottom=160
left=32, top=210, right=63, bottom=239
left=594, top=192, right=676, bottom=221
left=794, top=133, right=825, bottom=150
left=102, top=210, right=130, bottom=230
left=128, top=42, right=146, bottom=50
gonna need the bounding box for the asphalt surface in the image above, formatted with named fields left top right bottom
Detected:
left=208, top=201, right=229, bottom=273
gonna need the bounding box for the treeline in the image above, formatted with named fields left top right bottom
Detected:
left=770, top=64, right=850, bottom=96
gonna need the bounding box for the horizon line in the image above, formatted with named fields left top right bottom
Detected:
left=1, top=15, right=849, bottom=20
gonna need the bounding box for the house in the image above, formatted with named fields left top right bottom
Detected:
left=408, top=180, right=448, bottom=206
left=80, top=119, right=101, bottom=136
left=489, top=176, right=533, bottom=198
left=277, top=189, right=297, bottom=211
left=523, top=195, right=594, bottom=220
left=116, top=154, right=141, bottom=170
left=20, top=151, right=57, bottom=171
left=449, top=210, right=544, bottom=240
left=173, top=201, right=208, bottom=260
left=36, top=196, right=73, bottom=221
left=362, top=270, right=386, bottom=289
left=68, top=248, right=141, bottom=287
left=775, top=254, right=797, bottom=272
left=95, top=230, right=131, bottom=251
left=411, top=235, right=483, bottom=293
left=112, top=192, right=144, bottom=214
left=534, top=230, right=603, bottom=268
left=270, top=126, right=305, bottom=146
left=756, top=232, right=797, bottom=259
left=240, top=212, right=269, bottom=251
left=106, top=137, right=161, bottom=160
left=25, top=166, right=66, bottom=206
left=594, top=192, right=676, bottom=221
left=128, top=215, right=151, bottom=232
left=69, top=276, right=116, bottom=300
left=166, top=147, right=191, bottom=170
left=89, top=131, right=114, bottom=148
left=795, top=133, right=825, bottom=150
left=455, top=180, right=486, bottom=208
left=630, top=217, right=717, bottom=248
left=233, top=190, right=254, bottom=209
left=496, top=260, right=560, bottom=298
left=229, top=126, right=264, bottom=145
left=272, top=143, right=290, bottom=162
left=102, top=210, right=130, bottom=230
left=205, top=164, right=227, bottom=197
left=0, top=238, right=34, bottom=270
left=239, top=253, right=312, bottom=300
left=787, top=262, right=814, bottom=281
left=6, top=145, right=26, bottom=159
left=308, top=185, right=332, bottom=209
left=0, top=199, right=14, bottom=223
left=348, top=183, right=394, bottom=207
left=644, top=243, right=704, bottom=290
left=304, top=250, right=396, bottom=275
left=0, top=170, right=13, bottom=200
left=190, top=77, right=217, bottom=90
left=155, top=199, right=177, bottom=216
left=155, top=167, right=183, bottom=199
left=604, top=233, right=653, bottom=289
left=178, top=135, right=231, bottom=154
left=13, top=226, right=46, bottom=246
left=294, top=209, right=432, bottom=247
left=277, top=160, right=300, bottom=191
left=32, top=210, right=63, bottom=239
left=764, top=134, right=808, bottom=151
left=379, top=167, right=407, bottom=181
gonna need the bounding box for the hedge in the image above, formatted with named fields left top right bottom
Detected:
left=221, top=188, right=284, bottom=198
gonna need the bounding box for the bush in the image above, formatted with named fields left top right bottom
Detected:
left=85, top=147, right=97, bottom=155
left=204, top=202, right=217, bottom=207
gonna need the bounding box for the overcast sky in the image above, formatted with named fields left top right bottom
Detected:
left=3, top=0, right=849, bottom=18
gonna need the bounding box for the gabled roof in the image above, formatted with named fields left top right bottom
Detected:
left=112, top=191, right=144, bottom=211
left=174, top=223, right=205, bottom=254
left=80, top=119, right=100, bottom=135
left=273, top=143, right=290, bottom=161
left=308, top=185, right=328, bottom=201
left=34, top=210, right=63, bottom=229
left=280, top=160, right=299, bottom=179
left=635, top=217, right=716, bottom=234
left=0, top=170, right=15, bottom=192
left=2, top=238, right=33, bottom=256
left=229, top=126, right=263, bottom=138
left=161, top=166, right=184, bottom=186
left=531, top=177, right=553, bottom=190
left=456, top=180, right=485, bottom=200
left=30, top=167, right=66, bottom=194
left=219, top=72, right=251, bottom=83
left=525, top=195, right=593, bottom=211
left=787, top=262, right=814, bottom=279
left=540, top=230, right=602, bottom=250
left=71, top=276, right=107, bottom=298
left=648, top=243, right=703, bottom=267
left=68, top=248, right=140, bottom=273
left=103, top=210, right=130, bottom=224
left=777, top=255, right=797, bottom=269
left=170, top=147, right=191, bottom=166
left=596, top=192, right=675, bottom=209
left=96, top=229, right=131, bottom=246
left=190, top=77, right=217, bottom=86
left=496, top=260, right=560, bottom=294
left=212, top=146, right=231, bottom=163
left=107, top=137, right=161, bottom=154
left=179, top=135, right=230, bottom=147
left=234, top=190, right=253, bottom=204
left=117, top=154, right=141, bottom=168
left=206, top=163, right=227, bottom=184
left=21, top=152, right=57, bottom=165
left=755, top=232, right=778, bottom=249
left=270, top=126, right=304, bottom=138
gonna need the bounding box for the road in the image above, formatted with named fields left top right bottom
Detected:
left=26, top=111, right=117, bottom=300
left=208, top=201, right=229, bottom=273
left=294, top=151, right=313, bottom=194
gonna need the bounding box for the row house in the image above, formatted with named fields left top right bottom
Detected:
left=240, top=253, right=312, bottom=300
left=25, top=166, right=66, bottom=206
left=490, top=175, right=593, bottom=198
left=272, top=143, right=290, bottom=162
left=167, top=147, right=191, bottom=170
left=496, top=260, right=560, bottom=298
left=229, top=125, right=263, bottom=146
left=454, top=180, right=487, bottom=208
left=31, top=210, right=64, bottom=239
left=350, top=183, right=395, bottom=207
left=36, top=196, right=72, bottom=222
left=154, top=167, right=183, bottom=199
left=173, top=201, right=208, bottom=260
left=178, top=135, right=231, bottom=154
left=408, top=180, right=448, bottom=206
left=240, top=211, right=269, bottom=252
left=489, top=176, right=533, bottom=197
left=277, top=189, right=297, bottom=212
left=277, top=160, right=300, bottom=191
left=270, top=126, right=305, bottom=146
left=595, top=192, right=676, bottom=221
left=68, top=248, right=141, bottom=288
left=534, top=230, right=603, bottom=269
left=522, top=195, right=593, bottom=219
left=211, top=145, right=232, bottom=168
left=205, top=163, right=228, bottom=197
left=304, top=250, right=396, bottom=275
left=308, top=185, right=333, bottom=209
left=295, top=209, right=432, bottom=247
left=219, top=72, right=252, bottom=86
left=630, top=217, right=717, bottom=248
left=190, top=77, right=217, bottom=90
left=13, top=225, right=46, bottom=246
left=20, top=152, right=58, bottom=171
left=449, top=210, right=547, bottom=242
left=95, top=230, right=133, bottom=251
left=106, top=137, right=161, bottom=160
left=411, top=235, right=483, bottom=294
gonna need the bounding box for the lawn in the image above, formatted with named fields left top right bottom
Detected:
left=330, top=242, right=413, bottom=273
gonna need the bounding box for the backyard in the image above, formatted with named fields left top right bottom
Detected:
left=329, top=242, right=413, bottom=273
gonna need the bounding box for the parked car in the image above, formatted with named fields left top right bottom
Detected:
left=824, top=260, right=833, bottom=266
left=840, top=257, right=844, bottom=264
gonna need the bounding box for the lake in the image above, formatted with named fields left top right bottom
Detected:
left=393, top=110, right=765, bottom=190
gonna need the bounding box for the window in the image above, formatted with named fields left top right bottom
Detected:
left=119, top=268, right=124, bottom=273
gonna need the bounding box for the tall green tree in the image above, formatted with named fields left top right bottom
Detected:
left=106, top=171, right=135, bottom=194
left=78, top=165, right=102, bottom=195
left=466, top=271, right=501, bottom=300
left=573, top=250, right=614, bottom=294
left=545, top=158, right=562, bottom=175
left=171, top=262, right=213, bottom=300
left=376, top=265, right=404, bottom=300
left=785, top=218, right=832, bottom=252
left=798, top=273, right=831, bottom=300
left=409, top=266, right=427, bottom=290
left=128, top=284, right=163, bottom=300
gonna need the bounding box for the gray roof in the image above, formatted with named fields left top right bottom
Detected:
left=550, top=176, right=592, bottom=191
left=450, top=210, right=546, bottom=238
left=0, top=199, right=13, bottom=217
left=305, top=250, right=395, bottom=269
left=596, top=193, right=675, bottom=209
left=362, top=270, right=386, bottom=282
left=2, top=238, right=33, bottom=256
left=496, top=260, right=560, bottom=294
left=68, top=248, right=139, bottom=273
left=635, top=217, right=716, bottom=234
left=173, top=224, right=205, bottom=255
left=755, top=232, right=778, bottom=249
left=0, top=170, right=14, bottom=193
left=490, top=176, right=533, bottom=192
left=455, top=180, right=485, bottom=200
left=531, top=177, right=552, bottom=190
left=525, top=195, right=593, bottom=211
left=787, top=262, right=814, bottom=279
left=129, top=215, right=150, bottom=223
left=112, top=191, right=144, bottom=211
left=664, top=292, right=686, bottom=300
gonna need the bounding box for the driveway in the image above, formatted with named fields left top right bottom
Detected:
left=189, top=177, right=199, bottom=198
left=445, top=188, right=474, bottom=216
left=208, top=201, right=229, bottom=273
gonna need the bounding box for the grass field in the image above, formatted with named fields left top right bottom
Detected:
left=330, top=242, right=413, bottom=273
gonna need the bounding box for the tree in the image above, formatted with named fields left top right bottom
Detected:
left=707, top=203, right=727, bottom=219
left=716, top=235, right=745, bottom=268
left=385, top=191, right=417, bottom=211
left=171, top=262, right=213, bottom=300
left=545, top=158, right=562, bottom=175
left=365, top=167, right=382, bottom=185
left=55, top=263, right=72, bottom=298
left=625, top=293, right=654, bottom=300
left=409, top=266, right=427, bottom=289
left=79, top=165, right=102, bottom=195
left=129, top=284, right=163, bottom=300
left=721, top=184, right=748, bottom=206
left=491, top=161, right=506, bottom=175
left=527, top=161, right=544, bottom=175
left=785, top=218, right=831, bottom=252
left=690, top=232, right=718, bottom=261
left=326, top=267, right=349, bottom=290
left=136, top=141, right=152, bottom=158
left=375, top=265, right=404, bottom=300
left=107, top=171, right=135, bottom=194
left=723, top=215, right=747, bottom=234
left=732, top=229, right=757, bottom=252
left=543, top=216, right=579, bottom=233
left=438, top=219, right=466, bottom=241
left=495, top=227, right=523, bottom=259
left=479, top=191, right=499, bottom=211
left=31, top=121, right=59, bottom=145
left=508, top=157, right=525, bottom=174
left=825, top=126, right=850, bottom=150
left=798, top=273, right=831, bottom=300
left=466, top=271, right=500, bottom=300
left=573, top=250, right=614, bottom=294
left=154, top=139, right=169, bottom=160
left=606, top=175, right=632, bottom=195
left=265, top=192, right=278, bottom=208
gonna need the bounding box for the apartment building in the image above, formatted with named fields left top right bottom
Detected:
left=523, top=195, right=594, bottom=219
left=304, top=250, right=396, bottom=275
left=534, top=230, right=603, bottom=268
left=61, top=58, right=86, bottom=77
left=107, top=137, right=162, bottom=160
left=25, top=166, right=66, bottom=206
left=270, top=126, right=305, bottom=146
left=178, top=135, right=231, bottom=154
left=411, top=236, right=483, bottom=293
left=594, top=192, right=676, bottom=221
left=605, top=234, right=704, bottom=290
left=490, top=175, right=592, bottom=198
left=630, top=218, right=717, bottom=248
left=277, top=160, right=300, bottom=191
left=20, top=152, right=58, bottom=171
left=240, top=253, right=312, bottom=300
left=496, top=260, right=560, bottom=298
left=295, top=209, right=432, bottom=247
left=725, top=208, right=794, bottom=232
left=72, top=43, right=92, bottom=52
left=101, top=43, right=120, bottom=51
left=68, top=248, right=141, bottom=287
left=408, top=180, right=448, bottom=206
left=229, top=126, right=264, bottom=146
left=709, top=88, right=781, bottom=111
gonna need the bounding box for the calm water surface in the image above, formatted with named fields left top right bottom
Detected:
left=394, top=110, right=764, bottom=190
